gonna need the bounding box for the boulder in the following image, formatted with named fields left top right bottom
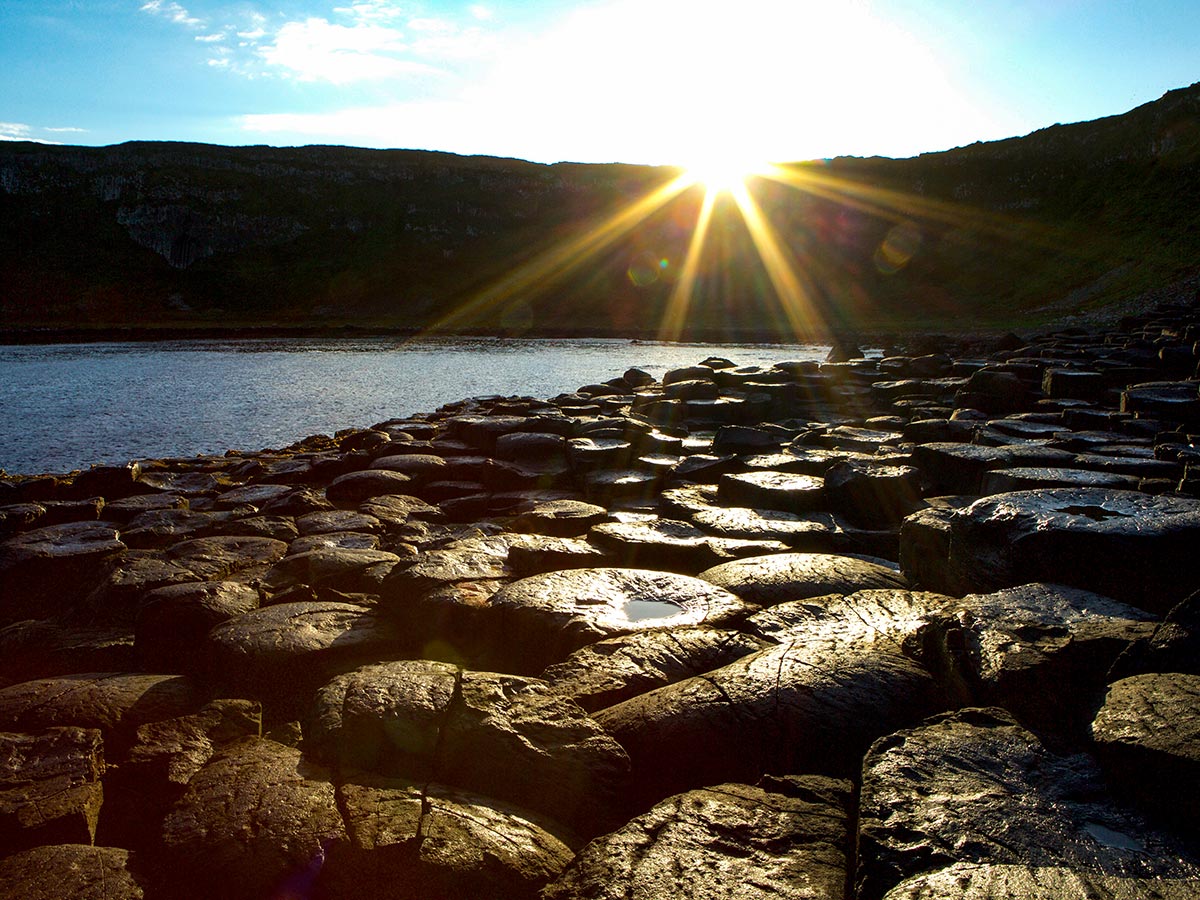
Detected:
left=913, top=583, right=1158, bottom=738
left=0, top=844, right=149, bottom=900
left=596, top=590, right=948, bottom=805
left=543, top=776, right=852, bottom=900
left=309, top=661, right=629, bottom=834
left=902, top=488, right=1200, bottom=612
left=205, top=602, right=405, bottom=702
left=881, top=862, right=1200, bottom=900
left=319, top=773, right=574, bottom=900
left=0, top=522, right=125, bottom=624
left=698, top=552, right=907, bottom=607
left=484, top=568, right=752, bottom=674
left=0, top=673, right=206, bottom=756
left=161, top=737, right=345, bottom=900
left=0, top=727, right=104, bottom=851
left=1091, top=673, right=1200, bottom=829
left=856, top=707, right=1199, bottom=900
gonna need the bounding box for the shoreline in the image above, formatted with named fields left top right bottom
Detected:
left=0, top=300, right=1198, bottom=896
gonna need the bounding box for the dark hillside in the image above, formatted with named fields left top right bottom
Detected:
left=1, top=83, right=1197, bottom=338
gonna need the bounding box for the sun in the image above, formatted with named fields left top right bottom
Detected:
left=683, top=151, right=770, bottom=194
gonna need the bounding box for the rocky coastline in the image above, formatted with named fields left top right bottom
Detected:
left=2, top=303, right=1200, bottom=899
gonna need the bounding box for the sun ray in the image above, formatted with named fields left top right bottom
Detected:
left=659, top=186, right=718, bottom=342
left=729, top=181, right=826, bottom=341
left=429, top=172, right=695, bottom=333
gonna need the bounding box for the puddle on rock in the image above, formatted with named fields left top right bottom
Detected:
left=622, top=599, right=685, bottom=621
left=1084, top=821, right=1145, bottom=852
left=1055, top=504, right=1132, bottom=522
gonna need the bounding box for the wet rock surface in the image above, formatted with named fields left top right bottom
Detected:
left=544, top=776, right=853, bottom=900
left=5, top=313, right=1200, bottom=896
left=857, top=707, right=1200, bottom=900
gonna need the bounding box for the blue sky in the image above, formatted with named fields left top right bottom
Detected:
left=2, top=1, right=1198, bottom=165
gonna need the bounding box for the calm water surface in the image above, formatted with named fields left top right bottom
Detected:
left=0, top=337, right=825, bottom=475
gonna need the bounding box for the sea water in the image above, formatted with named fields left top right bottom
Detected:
left=0, top=336, right=826, bottom=475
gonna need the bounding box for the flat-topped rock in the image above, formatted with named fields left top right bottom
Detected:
left=0, top=673, right=205, bottom=755
left=903, top=488, right=1200, bottom=612
left=914, top=583, right=1158, bottom=737
left=543, top=776, right=853, bottom=900
left=135, top=581, right=259, bottom=674
left=325, top=469, right=414, bottom=503
left=717, top=471, right=825, bottom=513
left=485, top=568, right=753, bottom=674
left=161, top=737, right=345, bottom=900
left=698, top=551, right=906, bottom=607
left=0, top=727, right=104, bottom=851
left=540, top=627, right=767, bottom=712
left=588, top=518, right=788, bottom=573
left=882, top=862, right=1200, bottom=900
left=320, top=773, right=575, bottom=900
left=0, top=844, right=150, bottom=900
left=856, top=707, right=1200, bottom=900
left=1092, top=673, right=1200, bottom=828
left=0, top=522, right=126, bottom=623
left=205, top=602, right=404, bottom=700
left=310, top=660, right=629, bottom=834
left=596, top=589, right=948, bottom=804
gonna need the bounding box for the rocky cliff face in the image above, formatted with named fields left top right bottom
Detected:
left=1, top=84, right=1197, bottom=334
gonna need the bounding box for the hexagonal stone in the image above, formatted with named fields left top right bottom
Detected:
left=717, top=472, right=825, bottom=513
left=856, top=707, right=1199, bottom=900
left=698, top=552, right=907, bottom=607
left=915, top=583, right=1158, bottom=737
left=326, top=470, right=414, bottom=503
left=135, top=581, right=260, bottom=674
left=1092, top=673, right=1200, bottom=829
left=0, top=673, right=206, bottom=756
left=903, top=488, right=1200, bottom=613
left=596, top=590, right=948, bottom=806
left=320, top=773, right=574, bottom=900
left=540, top=627, right=767, bottom=712
left=485, top=568, right=753, bottom=674
left=0, top=727, right=104, bottom=851
left=0, top=845, right=149, bottom=900
left=206, top=602, right=405, bottom=701
left=544, top=776, right=852, bottom=900
left=881, top=862, right=1200, bottom=900
left=589, top=519, right=788, bottom=574
left=0, top=522, right=126, bottom=623
left=309, top=660, right=629, bottom=834
left=161, top=737, right=346, bottom=900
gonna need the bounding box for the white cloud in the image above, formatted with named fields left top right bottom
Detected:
left=0, top=122, right=62, bottom=144
left=259, top=16, right=442, bottom=84
left=469, top=5, right=494, bottom=22
left=140, top=0, right=203, bottom=29
left=44, top=126, right=89, bottom=133
left=195, top=32, right=226, bottom=43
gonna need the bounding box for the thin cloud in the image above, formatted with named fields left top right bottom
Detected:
left=0, top=122, right=62, bottom=144
left=195, top=32, right=227, bottom=43
left=44, top=126, right=89, bottom=134
left=140, top=0, right=204, bottom=30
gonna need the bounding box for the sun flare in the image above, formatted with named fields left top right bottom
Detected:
left=683, top=152, right=769, bottom=194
